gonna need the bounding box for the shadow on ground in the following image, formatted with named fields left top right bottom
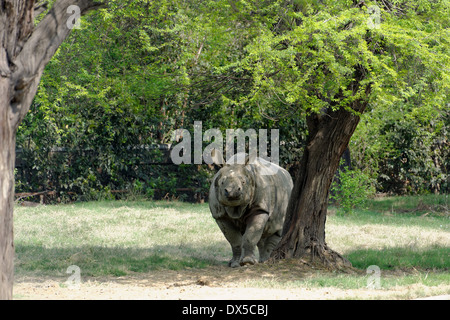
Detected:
left=15, top=242, right=449, bottom=280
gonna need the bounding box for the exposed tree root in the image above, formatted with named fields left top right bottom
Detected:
left=308, top=243, right=353, bottom=270
left=270, top=242, right=354, bottom=272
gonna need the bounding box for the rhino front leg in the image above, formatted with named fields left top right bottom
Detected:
left=240, top=213, right=269, bottom=266
left=215, top=218, right=242, bottom=268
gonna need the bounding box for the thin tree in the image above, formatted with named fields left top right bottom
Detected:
left=0, top=0, right=105, bottom=300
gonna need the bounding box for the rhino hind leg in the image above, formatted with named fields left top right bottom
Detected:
left=257, top=232, right=282, bottom=263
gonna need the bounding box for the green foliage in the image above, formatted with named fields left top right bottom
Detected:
left=351, top=104, right=449, bottom=194
left=16, top=1, right=219, bottom=200
left=243, top=0, right=448, bottom=113
left=15, top=0, right=450, bottom=200
left=16, top=0, right=308, bottom=201
left=331, top=166, right=376, bottom=215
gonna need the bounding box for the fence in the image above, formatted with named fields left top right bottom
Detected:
left=14, top=144, right=212, bottom=204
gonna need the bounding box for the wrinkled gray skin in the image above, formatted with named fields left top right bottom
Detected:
left=209, top=157, right=293, bottom=267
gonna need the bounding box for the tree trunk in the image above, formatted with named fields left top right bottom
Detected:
left=272, top=94, right=369, bottom=269
left=0, top=80, right=16, bottom=299
left=0, top=0, right=105, bottom=300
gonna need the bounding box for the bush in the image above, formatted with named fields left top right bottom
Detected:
left=331, top=167, right=376, bottom=215
left=351, top=106, right=449, bottom=195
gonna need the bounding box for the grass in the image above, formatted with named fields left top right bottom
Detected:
left=326, top=194, right=449, bottom=271
left=15, top=201, right=229, bottom=277
left=13, top=195, right=449, bottom=299
left=365, top=194, right=448, bottom=216
left=241, top=271, right=450, bottom=299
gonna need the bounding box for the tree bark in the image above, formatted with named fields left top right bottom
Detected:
left=0, top=0, right=105, bottom=300
left=272, top=72, right=370, bottom=269
left=0, top=83, right=16, bottom=300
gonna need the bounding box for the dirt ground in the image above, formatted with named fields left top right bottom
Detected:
left=13, top=261, right=450, bottom=300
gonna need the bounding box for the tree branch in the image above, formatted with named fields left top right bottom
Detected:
left=0, top=0, right=36, bottom=76
left=34, top=1, right=49, bottom=16
left=10, top=0, right=106, bottom=127
left=17, top=0, right=106, bottom=76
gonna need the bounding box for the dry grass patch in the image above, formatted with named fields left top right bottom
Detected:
left=13, top=196, right=449, bottom=299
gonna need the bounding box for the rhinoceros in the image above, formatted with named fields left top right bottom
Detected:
left=209, top=155, right=293, bottom=267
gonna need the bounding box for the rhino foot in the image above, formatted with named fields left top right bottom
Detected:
left=240, top=255, right=258, bottom=266
left=228, top=259, right=240, bottom=268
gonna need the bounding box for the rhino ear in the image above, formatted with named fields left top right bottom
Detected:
left=211, top=149, right=224, bottom=168
left=244, top=154, right=250, bottom=165
left=245, top=153, right=257, bottom=166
